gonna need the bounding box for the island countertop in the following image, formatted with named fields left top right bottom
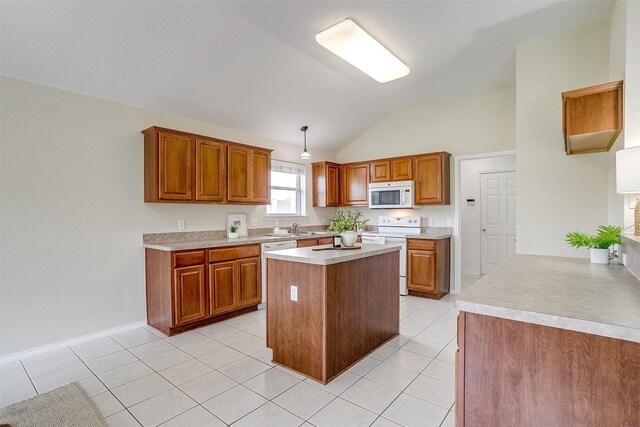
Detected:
left=456, top=254, right=640, bottom=343
left=265, top=243, right=401, bottom=265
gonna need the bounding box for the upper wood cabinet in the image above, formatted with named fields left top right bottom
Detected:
left=157, top=131, right=193, bottom=201
left=414, top=153, right=450, bottom=205
left=370, top=160, right=391, bottom=183
left=340, top=162, right=370, bottom=206
left=227, top=146, right=271, bottom=204
left=312, top=162, right=340, bottom=207
left=311, top=152, right=450, bottom=207
left=196, top=138, right=226, bottom=202
left=562, top=81, right=623, bottom=155
left=143, top=126, right=272, bottom=204
left=391, top=158, right=413, bottom=181
left=251, top=150, right=271, bottom=204
left=370, top=158, right=413, bottom=182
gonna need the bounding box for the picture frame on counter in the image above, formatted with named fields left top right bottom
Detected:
left=226, top=213, right=248, bottom=237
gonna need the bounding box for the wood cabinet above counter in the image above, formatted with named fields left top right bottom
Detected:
left=562, top=81, right=623, bottom=155
left=142, top=126, right=272, bottom=204
left=312, top=151, right=450, bottom=207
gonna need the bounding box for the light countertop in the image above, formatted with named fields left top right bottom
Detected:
left=143, top=233, right=336, bottom=251
left=456, top=254, right=640, bottom=343
left=143, top=232, right=450, bottom=251
left=264, top=243, right=401, bottom=266
left=411, top=233, right=451, bottom=240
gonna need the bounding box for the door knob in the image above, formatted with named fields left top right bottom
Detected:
left=482, top=228, right=486, bottom=232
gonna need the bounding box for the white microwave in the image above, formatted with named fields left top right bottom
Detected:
left=368, top=181, right=414, bottom=209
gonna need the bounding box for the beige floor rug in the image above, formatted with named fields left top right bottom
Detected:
left=0, top=382, right=107, bottom=427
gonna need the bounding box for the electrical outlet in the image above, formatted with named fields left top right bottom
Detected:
left=250, top=217, right=258, bottom=227
left=428, top=218, right=434, bottom=226
left=178, top=220, right=185, bottom=230
left=290, top=285, right=298, bottom=301
left=446, top=218, right=452, bottom=226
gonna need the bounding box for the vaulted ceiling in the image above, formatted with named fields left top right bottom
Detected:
left=1, top=1, right=613, bottom=150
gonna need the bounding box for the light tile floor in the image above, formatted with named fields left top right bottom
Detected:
left=0, top=294, right=461, bottom=426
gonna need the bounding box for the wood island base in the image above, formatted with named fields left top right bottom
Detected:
left=266, top=251, right=399, bottom=384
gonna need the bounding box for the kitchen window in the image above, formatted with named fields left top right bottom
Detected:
left=266, top=160, right=306, bottom=217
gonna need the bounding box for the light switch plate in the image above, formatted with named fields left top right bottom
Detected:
left=428, top=218, right=434, bottom=226
left=178, top=220, right=185, bottom=230
left=290, top=285, right=298, bottom=301
left=250, top=217, right=258, bottom=226
left=446, top=218, right=452, bottom=226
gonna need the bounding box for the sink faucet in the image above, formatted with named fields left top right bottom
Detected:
left=291, top=223, right=299, bottom=235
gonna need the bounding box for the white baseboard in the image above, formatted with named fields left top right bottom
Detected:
left=0, top=321, right=147, bottom=365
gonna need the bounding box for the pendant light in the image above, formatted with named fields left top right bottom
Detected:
left=300, top=125, right=311, bottom=160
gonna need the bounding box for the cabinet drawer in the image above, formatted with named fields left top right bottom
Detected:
left=209, top=245, right=260, bottom=263
left=317, top=237, right=334, bottom=245
left=174, top=250, right=206, bottom=267
left=297, top=239, right=318, bottom=248
left=407, top=239, right=436, bottom=251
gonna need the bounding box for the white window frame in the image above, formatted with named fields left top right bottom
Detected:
left=265, top=160, right=307, bottom=219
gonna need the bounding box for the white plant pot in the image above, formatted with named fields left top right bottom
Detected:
left=590, top=248, right=610, bottom=264
left=341, top=231, right=358, bottom=247
left=228, top=232, right=239, bottom=239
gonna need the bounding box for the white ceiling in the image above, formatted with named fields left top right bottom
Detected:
left=1, top=1, right=613, bottom=151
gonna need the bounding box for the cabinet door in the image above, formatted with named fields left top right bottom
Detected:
left=391, top=158, right=412, bottom=181
left=173, top=265, right=206, bottom=326
left=159, top=132, right=193, bottom=200
left=326, top=164, right=340, bottom=206
left=370, top=160, right=391, bottom=182
left=341, top=163, right=370, bottom=206
left=196, top=139, right=226, bottom=202
left=209, top=261, right=237, bottom=315
left=237, top=257, right=261, bottom=308
left=407, top=250, right=436, bottom=292
left=251, top=149, right=271, bottom=204
left=227, top=146, right=250, bottom=202
left=414, top=155, right=444, bottom=204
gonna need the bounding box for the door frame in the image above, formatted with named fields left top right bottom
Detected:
left=452, top=150, right=516, bottom=294
left=479, top=169, right=516, bottom=275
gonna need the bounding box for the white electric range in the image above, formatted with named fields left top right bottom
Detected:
left=361, top=215, right=422, bottom=296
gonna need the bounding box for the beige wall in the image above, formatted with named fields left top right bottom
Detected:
left=608, top=0, right=626, bottom=227
left=0, top=76, right=337, bottom=356
left=336, top=84, right=516, bottom=228
left=516, top=21, right=611, bottom=258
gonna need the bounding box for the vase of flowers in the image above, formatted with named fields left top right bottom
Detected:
left=327, top=209, right=369, bottom=247
left=565, top=225, right=622, bottom=264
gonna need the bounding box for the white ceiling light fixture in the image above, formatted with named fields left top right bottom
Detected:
left=300, top=125, right=311, bottom=160
left=315, top=18, right=410, bottom=83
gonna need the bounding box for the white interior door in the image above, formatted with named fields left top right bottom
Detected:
left=481, top=171, right=516, bottom=274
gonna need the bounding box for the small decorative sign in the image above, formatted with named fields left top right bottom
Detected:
left=466, top=198, right=476, bottom=206
left=226, top=213, right=248, bottom=237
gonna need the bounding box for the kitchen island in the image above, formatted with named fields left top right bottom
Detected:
left=265, top=244, right=401, bottom=384
left=455, top=255, right=640, bottom=427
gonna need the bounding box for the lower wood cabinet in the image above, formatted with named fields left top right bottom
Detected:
left=407, top=238, right=450, bottom=299
left=209, top=261, right=236, bottom=315
left=173, top=265, right=206, bottom=326
left=145, top=244, right=261, bottom=335
left=296, top=237, right=335, bottom=247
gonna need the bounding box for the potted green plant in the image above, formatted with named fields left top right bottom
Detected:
left=327, top=209, right=369, bottom=247
left=228, top=224, right=239, bottom=239
left=565, top=225, right=622, bottom=264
